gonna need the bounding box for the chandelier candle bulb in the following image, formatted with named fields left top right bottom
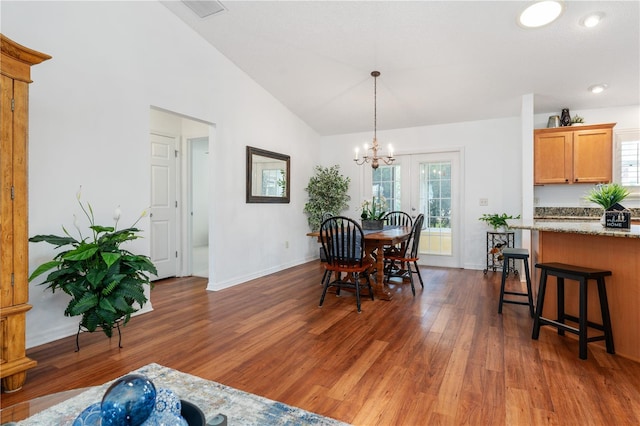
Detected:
left=355, top=147, right=359, bottom=160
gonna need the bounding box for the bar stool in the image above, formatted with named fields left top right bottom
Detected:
left=498, top=248, right=534, bottom=317
left=532, top=262, right=614, bottom=360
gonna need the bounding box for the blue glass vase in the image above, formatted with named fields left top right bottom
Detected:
left=101, top=374, right=157, bottom=426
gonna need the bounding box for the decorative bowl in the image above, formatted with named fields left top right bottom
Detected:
left=180, top=400, right=206, bottom=426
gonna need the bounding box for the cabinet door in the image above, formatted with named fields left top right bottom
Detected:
left=572, top=127, right=612, bottom=183
left=0, top=74, right=15, bottom=309
left=534, top=131, right=572, bottom=184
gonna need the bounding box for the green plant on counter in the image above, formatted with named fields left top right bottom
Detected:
left=479, top=213, right=520, bottom=230
left=584, top=183, right=630, bottom=210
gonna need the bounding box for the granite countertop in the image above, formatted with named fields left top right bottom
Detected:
left=534, top=207, right=640, bottom=221
left=509, top=220, right=640, bottom=239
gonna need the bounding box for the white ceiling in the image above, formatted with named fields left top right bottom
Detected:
left=162, top=1, right=640, bottom=136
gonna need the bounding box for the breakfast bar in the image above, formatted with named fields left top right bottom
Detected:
left=509, top=220, right=640, bottom=362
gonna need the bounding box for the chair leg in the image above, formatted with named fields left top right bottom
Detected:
left=319, top=269, right=331, bottom=307
left=408, top=263, right=416, bottom=296
left=578, top=278, right=588, bottom=360
left=532, top=270, right=548, bottom=340
left=414, top=261, right=424, bottom=288
left=523, top=259, right=534, bottom=318
left=596, top=277, right=615, bottom=354
left=498, top=258, right=509, bottom=314
left=354, top=272, right=362, bottom=313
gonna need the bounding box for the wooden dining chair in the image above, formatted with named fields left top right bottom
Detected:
left=384, top=214, right=425, bottom=296
left=381, top=211, right=413, bottom=273
left=319, top=216, right=374, bottom=313
left=383, top=211, right=412, bottom=227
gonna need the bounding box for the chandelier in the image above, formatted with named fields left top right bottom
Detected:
left=354, top=71, right=395, bottom=169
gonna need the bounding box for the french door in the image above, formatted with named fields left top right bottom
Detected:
left=366, top=150, right=462, bottom=268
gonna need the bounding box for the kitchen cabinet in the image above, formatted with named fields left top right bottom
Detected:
left=1, top=34, right=50, bottom=392
left=534, top=123, right=615, bottom=185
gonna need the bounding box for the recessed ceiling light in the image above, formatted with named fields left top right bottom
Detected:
left=518, top=1, right=564, bottom=28
left=589, top=84, right=608, bottom=94
left=581, top=12, right=604, bottom=28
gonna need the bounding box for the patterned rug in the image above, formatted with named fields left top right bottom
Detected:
left=17, top=363, right=349, bottom=425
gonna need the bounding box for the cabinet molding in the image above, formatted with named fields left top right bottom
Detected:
left=534, top=123, right=615, bottom=185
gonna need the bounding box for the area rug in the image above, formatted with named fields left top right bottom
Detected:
left=17, top=363, right=349, bottom=425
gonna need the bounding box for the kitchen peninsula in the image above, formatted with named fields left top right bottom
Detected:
left=509, top=220, right=640, bottom=361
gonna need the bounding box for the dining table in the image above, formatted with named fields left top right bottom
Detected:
left=307, top=225, right=412, bottom=300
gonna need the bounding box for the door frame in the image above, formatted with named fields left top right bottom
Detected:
left=362, top=147, right=465, bottom=268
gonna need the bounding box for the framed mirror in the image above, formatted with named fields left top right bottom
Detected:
left=246, top=146, right=290, bottom=203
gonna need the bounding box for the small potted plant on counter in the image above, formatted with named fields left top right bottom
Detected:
left=584, top=183, right=630, bottom=227
left=584, top=183, right=629, bottom=210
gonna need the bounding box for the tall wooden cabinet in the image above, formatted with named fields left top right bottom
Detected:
left=534, top=123, right=615, bottom=185
left=1, top=35, right=50, bottom=392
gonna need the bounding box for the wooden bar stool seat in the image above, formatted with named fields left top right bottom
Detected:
left=498, top=248, right=534, bottom=317
left=532, top=262, right=614, bottom=360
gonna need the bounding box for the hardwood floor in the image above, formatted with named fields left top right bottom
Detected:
left=2, top=262, right=640, bottom=424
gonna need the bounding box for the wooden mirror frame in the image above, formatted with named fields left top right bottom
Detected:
left=246, top=146, right=290, bottom=203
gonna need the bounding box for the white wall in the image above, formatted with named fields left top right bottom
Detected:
left=2, top=0, right=320, bottom=347
left=320, top=117, right=523, bottom=270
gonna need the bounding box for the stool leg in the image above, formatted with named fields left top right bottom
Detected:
left=498, top=256, right=509, bottom=314
left=578, top=278, right=588, bottom=360
left=557, top=277, right=565, bottom=336
left=597, top=277, right=615, bottom=354
left=532, top=269, right=547, bottom=340
left=523, top=259, right=534, bottom=318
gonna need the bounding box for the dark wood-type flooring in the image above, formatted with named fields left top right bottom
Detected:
left=2, top=262, right=640, bottom=424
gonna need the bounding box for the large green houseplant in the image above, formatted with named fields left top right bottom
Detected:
left=29, top=190, right=157, bottom=337
left=304, top=165, right=351, bottom=231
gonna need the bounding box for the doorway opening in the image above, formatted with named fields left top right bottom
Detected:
left=149, top=107, right=212, bottom=280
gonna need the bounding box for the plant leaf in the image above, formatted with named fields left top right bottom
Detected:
left=28, top=261, right=62, bottom=281
left=63, top=244, right=99, bottom=261
left=101, top=252, right=121, bottom=268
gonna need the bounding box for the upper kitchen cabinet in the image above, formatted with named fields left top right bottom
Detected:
left=534, top=123, right=615, bottom=185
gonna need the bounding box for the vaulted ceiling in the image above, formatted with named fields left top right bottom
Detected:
left=162, top=1, right=640, bottom=136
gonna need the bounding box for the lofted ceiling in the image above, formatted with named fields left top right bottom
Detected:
left=162, top=1, right=640, bottom=136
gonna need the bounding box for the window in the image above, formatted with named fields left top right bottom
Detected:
left=372, top=165, right=401, bottom=211
left=616, top=129, right=640, bottom=188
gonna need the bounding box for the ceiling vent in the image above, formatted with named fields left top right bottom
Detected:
left=182, top=1, right=226, bottom=18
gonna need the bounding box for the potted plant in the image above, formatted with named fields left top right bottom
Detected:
left=584, top=183, right=629, bottom=210
left=28, top=189, right=157, bottom=338
left=360, top=196, right=388, bottom=230
left=571, top=115, right=585, bottom=125
left=478, top=213, right=520, bottom=231
left=304, top=165, right=351, bottom=232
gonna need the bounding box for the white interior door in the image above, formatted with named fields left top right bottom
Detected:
left=150, top=133, right=178, bottom=279
left=410, top=152, right=461, bottom=268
